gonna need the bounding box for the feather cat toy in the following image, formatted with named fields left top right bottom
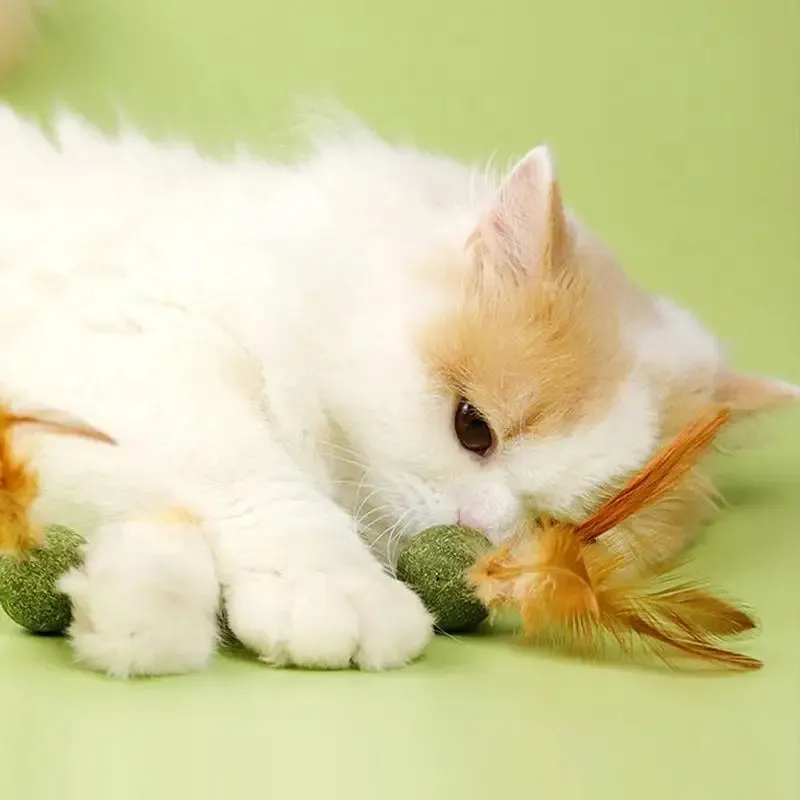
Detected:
left=468, top=406, right=763, bottom=671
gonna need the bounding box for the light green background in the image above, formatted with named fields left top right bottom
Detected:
left=1, top=1, right=798, bottom=798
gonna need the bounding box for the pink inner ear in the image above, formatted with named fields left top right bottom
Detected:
left=471, top=145, right=569, bottom=277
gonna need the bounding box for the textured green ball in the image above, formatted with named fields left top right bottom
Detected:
left=0, top=525, right=85, bottom=634
left=397, top=524, right=491, bottom=633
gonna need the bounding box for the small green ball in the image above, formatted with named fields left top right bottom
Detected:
left=0, top=525, right=85, bottom=634
left=397, top=524, right=491, bottom=633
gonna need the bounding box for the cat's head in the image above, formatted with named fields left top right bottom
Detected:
left=333, top=145, right=798, bottom=553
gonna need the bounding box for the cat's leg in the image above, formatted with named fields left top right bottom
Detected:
left=200, top=459, right=434, bottom=670
left=218, top=509, right=434, bottom=670
left=168, top=396, right=434, bottom=670
left=58, top=509, right=220, bottom=678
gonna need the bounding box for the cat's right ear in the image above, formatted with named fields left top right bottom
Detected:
left=715, top=371, right=800, bottom=416
left=468, top=146, right=570, bottom=282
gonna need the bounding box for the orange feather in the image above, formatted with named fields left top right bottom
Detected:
left=469, top=406, right=763, bottom=671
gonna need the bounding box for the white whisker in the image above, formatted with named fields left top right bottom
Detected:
left=384, top=508, right=416, bottom=568
left=358, top=503, right=396, bottom=529
left=332, top=479, right=383, bottom=492
left=353, top=487, right=384, bottom=525
left=370, top=506, right=415, bottom=571
left=318, top=440, right=362, bottom=459
left=325, top=453, right=371, bottom=473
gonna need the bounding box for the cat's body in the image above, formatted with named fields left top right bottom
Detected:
left=0, top=108, right=794, bottom=676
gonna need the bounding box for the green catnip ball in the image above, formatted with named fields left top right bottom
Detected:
left=0, top=525, right=85, bottom=634
left=397, top=524, right=491, bottom=633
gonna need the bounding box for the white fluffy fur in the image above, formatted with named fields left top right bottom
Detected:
left=58, top=516, right=220, bottom=677
left=0, top=108, right=741, bottom=676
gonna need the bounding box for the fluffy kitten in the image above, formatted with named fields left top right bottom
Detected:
left=0, top=109, right=795, bottom=677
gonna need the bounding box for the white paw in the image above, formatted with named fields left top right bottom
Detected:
left=59, top=517, right=221, bottom=678
left=226, top=567, right=433, bottom=670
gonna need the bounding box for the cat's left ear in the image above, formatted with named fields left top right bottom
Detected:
left=715, top=371, right=800, bottom=415
left=470, top=145, right=570, bottom=280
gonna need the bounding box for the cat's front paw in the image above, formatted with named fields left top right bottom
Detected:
left=59, top=518, right=220, bottom=678
left=226, top=567, right=433, bottom=670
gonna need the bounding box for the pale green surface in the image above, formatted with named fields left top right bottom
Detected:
left=1, top=1, right=799, bottom=798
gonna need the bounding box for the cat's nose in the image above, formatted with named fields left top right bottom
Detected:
left=456, top=492, right=519, bottom=543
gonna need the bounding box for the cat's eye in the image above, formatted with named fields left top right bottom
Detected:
left=454, top=399, right=495, bottom=457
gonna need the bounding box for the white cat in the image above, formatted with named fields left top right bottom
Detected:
left=0, top=108, right=795, bottom=677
